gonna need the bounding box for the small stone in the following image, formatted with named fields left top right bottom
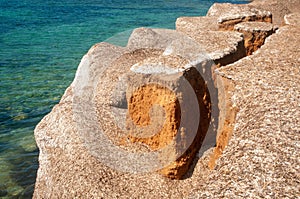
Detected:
left=18, top=133, right=38, bottom=152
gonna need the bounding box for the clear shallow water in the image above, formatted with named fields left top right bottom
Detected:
left=0, top=0, right=248, bottom=198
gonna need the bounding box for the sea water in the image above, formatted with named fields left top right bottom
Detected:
left=0, top=0, right=249, bottom=198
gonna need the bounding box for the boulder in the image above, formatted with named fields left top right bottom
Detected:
left=177, top=29, right=246, bottom=66
left=92, top=45, right=211, bottom=179
left=34, top=1, right=300, bottom=198
left=207, top=3, right=272, bottom=30
left=38, top=28, right=220, bottom=181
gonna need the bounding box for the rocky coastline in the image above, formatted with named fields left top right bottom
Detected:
left=33, top=0, right=299, bottom=198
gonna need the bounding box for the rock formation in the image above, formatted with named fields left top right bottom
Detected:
left=234, top=22, right=278, bottom=55
left=87, top=30, right=213, bottom=179
left=34, top=1, right=300, bottom=198
left=206, top=3, right=272, bottom=30
left=176, top=3, right=272, bottom=32
left=201, top=12, right=300, bottom=198
left=250, top=0, right=299, bottom=25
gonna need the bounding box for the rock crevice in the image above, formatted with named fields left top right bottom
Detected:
left=34, top=1, right=300, bottom=198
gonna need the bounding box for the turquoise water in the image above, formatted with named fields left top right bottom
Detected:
left=0, top=0, right=248, bottom=198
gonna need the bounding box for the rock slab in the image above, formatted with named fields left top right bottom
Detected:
left=34, top=1, right=300, bottom=198
left=234, top=22, right=278, bottom=55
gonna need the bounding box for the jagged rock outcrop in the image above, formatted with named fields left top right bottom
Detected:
left=34, top=1, right=300, bottom=198
left=175, top=28, right=246, bottom=66
left=176, top=2, right=277, bottom=60
left=89, top=29, right=214, bottom=179
left=250, top=0, right=299, bottom=25
left=201, top=12, right=300, bottom=198
left=176, top=3, right=273, bottom=32
left=207, top=3, right=272, bottom=30
left=234, top=22, right=278, bottom=55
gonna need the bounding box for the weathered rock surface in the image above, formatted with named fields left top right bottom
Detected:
left=127, top=28, right=223, bottom=177
left=176, top=2, right=279, bottom=62
left=234, top=21, right=278, bottom=55
left=38, top=27, right=220, bottom=181
left=127, top=28, right=182, bottom=50
left=135, top=27, right=246, bottom=67
left=94, top=40, right=213, bottom=179
left=176, top=16, right=219, bottom=32
left=199, top=17, right=300, bottom=198
left=117, top=27, right=248, bottom=172
left=34, top=0, right=300, bottom=198
left=207, top=3, right=272, bottom=30
left=284, top=12, right=300, bottom=26
left=33, top=28, right=218, bottom=197
left=176, top=28, right=246, bottom=66
left=250, top=0, right=299, bottom=25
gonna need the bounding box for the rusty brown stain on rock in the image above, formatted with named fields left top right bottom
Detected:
left=33, top=1, right=300, bottom=198
left=126, top=84, right=180, bottom=150
left=158, top=67, right=211, bottom=179
left=124, top=60, right=211, bottom=179
left=234, top=22, right=278, bottom=55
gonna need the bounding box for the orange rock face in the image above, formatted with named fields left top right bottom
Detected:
left=159, top=68, right=211, bottom=179
left=127, top=84, right=180, bottom=150
left=123, top=56, right=211, bottom=179
left=234, top=22, right=278, bottom=55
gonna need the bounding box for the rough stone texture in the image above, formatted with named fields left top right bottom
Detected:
left=127, top=27, right=244, bottom=160
left=33, top=31, right=217, bottom=197
left=194, top=17, right=300, bottom=199
left=92, top=41, right=212, bottom=179
left=284, top=12, right=300, bottom=26
left=250, top=0, right=299, bottom=26
left=208, top=75, right=237, bottom=169
left=34, top=1, right=300, bottom=198
left=207, top=3, right=272, bottom=30
left=176, top=29, right=246, bottom=66
left=176, top=16, right=219, bottom=32
left=126, top=27, right=221, bottom=155
left=124, top=70, right=210, bottom=179
left=37, top=27, right=219, bottom=182
left=234, top=22, right=278, bottom=55
left=128, top=27, right=245, bottom=65
left=127, top=28, right=184, bottom=50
